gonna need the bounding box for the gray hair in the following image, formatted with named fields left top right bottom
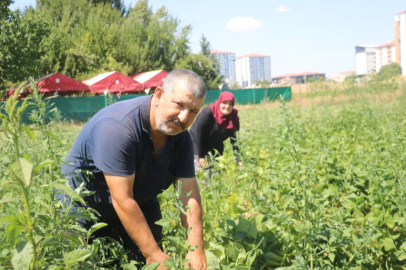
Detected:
left=162, top=69, right=207, bottom=98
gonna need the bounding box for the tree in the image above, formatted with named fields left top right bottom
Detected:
left=374, top=63, right=402, bottom=81
left=0, top=0, right=13, bottom=21
left=200, top=34, right=211, bottom=57
left=177, top=34, right=223, bottom=90
left=175, top=54, right=222, bottom=90
left=344, top=74, right=357, bottom=84
left=255, top=80, right=270, bottom=88
left=0, top=0, right=204, bottom=89
left=0, top=8, right=50, bottom=89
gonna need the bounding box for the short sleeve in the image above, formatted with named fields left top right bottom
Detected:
left=174, top=132, right=196, bottom=178
left=88, top=118, right=136, bottom=176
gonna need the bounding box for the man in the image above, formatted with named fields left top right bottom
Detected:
left=61, top=69, right=207, bottom=269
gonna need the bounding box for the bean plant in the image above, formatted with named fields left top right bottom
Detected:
left=1, top=81, right=406, bottom=270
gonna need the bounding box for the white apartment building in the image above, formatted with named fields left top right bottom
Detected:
left=375, top=41, right=396, bottom=72
left=210, top=50, right=237, bottom=84
left=395, top=10, right=406, bottom=75
left=236, top=54, right=272, bottom=88
left=355, top=45, right=377, bottom=76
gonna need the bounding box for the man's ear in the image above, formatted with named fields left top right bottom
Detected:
left=153, top=87, right=164, bottom=106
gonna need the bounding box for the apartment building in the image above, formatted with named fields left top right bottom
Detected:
left=355, top=45, right=377, bottom=76
left=210, top=50, right=237, bottom=84
left=395, top=10, right=406, bottom=75
left=375, top=40, right=396, bottom=72
left=236, top=54, right=272, bottom=88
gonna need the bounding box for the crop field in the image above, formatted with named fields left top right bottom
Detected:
left=1, top=82, right=406, bottom=269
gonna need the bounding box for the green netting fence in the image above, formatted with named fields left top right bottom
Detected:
left=1, top=87, right=291, bottom=123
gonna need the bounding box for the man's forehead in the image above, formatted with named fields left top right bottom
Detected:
left=169, top=91, right=204, bottom=109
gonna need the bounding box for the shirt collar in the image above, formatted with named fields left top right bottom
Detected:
left=140, top=95, right=152, bottom=137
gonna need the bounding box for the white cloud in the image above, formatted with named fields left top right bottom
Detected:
left=320, top=52, right=326, bottom=55
left=226, top=17, right=262, bottom=32
left=276, top=6, right=292, bottom=12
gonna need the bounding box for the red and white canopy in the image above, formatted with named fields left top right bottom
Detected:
left=83, top=71, right=143, bottom=94
left=132, top=70, right=168, bottom=89
left=8, top=72, right=89, bottom=95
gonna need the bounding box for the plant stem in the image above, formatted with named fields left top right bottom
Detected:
left=21, top=186, right=37, bottom=270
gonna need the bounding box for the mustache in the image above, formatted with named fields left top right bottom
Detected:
left=167, top=118, right=185, bottom=130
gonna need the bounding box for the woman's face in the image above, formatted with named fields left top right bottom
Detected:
left=219, top=100, right=234, bottom=115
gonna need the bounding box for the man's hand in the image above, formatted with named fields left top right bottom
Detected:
left=199, top=158, right=208, bottom=168
left=185, top=249, right=207, bottom=270
left=146, top=251, right=171, bottom=270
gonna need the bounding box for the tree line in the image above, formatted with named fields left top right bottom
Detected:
left=0, top=0, right=222, bottom=92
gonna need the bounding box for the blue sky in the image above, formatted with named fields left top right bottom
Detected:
left=11, top=0, right=406, bottom=77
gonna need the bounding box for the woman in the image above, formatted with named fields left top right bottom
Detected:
left=190, top=91, right=241, bottom=172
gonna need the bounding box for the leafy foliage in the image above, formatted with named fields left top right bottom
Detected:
left=2, top=68, right=406, bottom=269
left=0, top=0, right=220, bottom=91
left=374, top=63, right=402, bottom=81
left=255, top=80, right=270, bottom=88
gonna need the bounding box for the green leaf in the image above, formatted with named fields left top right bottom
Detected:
left=227, top=243, right=245, bottom=262
left=49, top=183, right=86, bottom=205
left=380, top=237, right=396, bottom=251
left=155, top=217, right=171, bottom=228
left=33, top=160, right=55, bottom=172
left=6, top=220, right=24, bottom=248
left=10, top=158, right=33, bottom=186
left=328, top=253, right=335, bottom=263
left=352, top=234, right=361, bottom=248
left=121, top=262, right=139, bottom=270
left=167, top=236, right=180, bottom=243
left=41, top=130, right=63, bottom=145
left=340, top=193, right=358, bottom=209
left=187, top=226, right=193, bottom=235
left=23, top=127, right=35, bottom=140
left=141, top=262, right=160, bottom=270
left=87, top=222, right=108, bottom=239
left=236, top=216, right=252, bottom=233
left=395, top=250, right=406, bottom=261
left=236, top=216, right=257, bottom=238
left=206, top=250, right=219, bottom=268
left=63, top=249, right=92, bottom=265
left=11, top=241, right=33, bottom=270
left=0, top=214, right=16, bottom=223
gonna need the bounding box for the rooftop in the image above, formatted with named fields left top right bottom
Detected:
left=378, top=40, right=395, bottom=48
left=83, top=71, right=116, bottom=85
left=395, top=10, right=406, bottom=15
left=273, top=72, right=325, bottom=79
left=132, top=70, right=166, bottom=83
left=356, top=45, right=378, bottom=48
left=210, top=50, right=235, bottom=54
left=237, top=53, right=270, bottom=59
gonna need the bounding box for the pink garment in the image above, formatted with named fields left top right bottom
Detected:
left=209, top=91, right=239, bottom=132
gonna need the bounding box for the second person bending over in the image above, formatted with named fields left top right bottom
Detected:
left=190, top=91, right=241, bottom=171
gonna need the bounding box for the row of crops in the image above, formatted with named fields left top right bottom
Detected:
left=1, top=82, right=406, bottom=269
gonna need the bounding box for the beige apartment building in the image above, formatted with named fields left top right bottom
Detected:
left=395, top=10, right=406, bottom=75
left=375, top=40, right=396, bottom=72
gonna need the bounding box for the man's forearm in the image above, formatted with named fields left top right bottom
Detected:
left=182, top=199, right=204, bottom=250
left=112, top=198, right=161, bottom=257
left=180, top=181, right=204, bottom=250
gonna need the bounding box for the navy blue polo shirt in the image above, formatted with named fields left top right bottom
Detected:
left=62, top=95, right=195, bottom=216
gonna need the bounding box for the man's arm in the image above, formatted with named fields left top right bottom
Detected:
left=104, top=172, right=169, bottom=267
left=175, top=177, right=207, bottom=270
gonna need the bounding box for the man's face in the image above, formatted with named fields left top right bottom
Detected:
left=154, top=82, right=205, bottom=136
